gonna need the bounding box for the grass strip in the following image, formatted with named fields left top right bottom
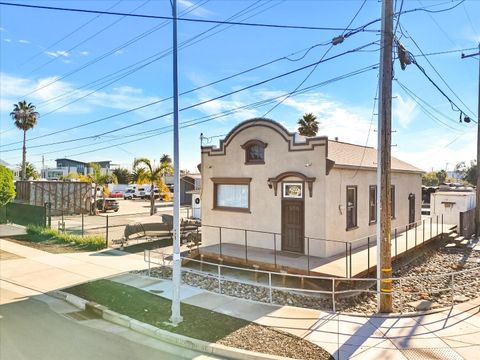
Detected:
left=65, top=279, right=249, bottom=342
left=19, top=225, right=106, bottom=251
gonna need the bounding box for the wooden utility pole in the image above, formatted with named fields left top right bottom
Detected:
left=376, top=0, right=394, bottom=313
left=461, top=44, right=480, bottom=237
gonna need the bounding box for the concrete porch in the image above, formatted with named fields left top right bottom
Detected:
left=198, top=220, right=455, bottom=278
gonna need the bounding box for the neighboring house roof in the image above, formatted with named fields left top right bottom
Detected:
left=327, top=140, right=423, bottom=174
left=55, top=158, right=111, bottom=168
left=182, top=173, right=201, bottom=180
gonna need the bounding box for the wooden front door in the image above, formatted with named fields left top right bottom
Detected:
left=281, top=199, right=304, bottom=253
left=408, top=193, right=415, bottom=225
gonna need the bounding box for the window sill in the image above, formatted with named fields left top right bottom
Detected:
left=212, top=207, right=251, bottom=213
left=245, top=161, right=265, bottom=165
left=346, top=226, right=359, bottom=232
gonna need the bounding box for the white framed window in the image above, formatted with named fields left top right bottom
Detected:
left=283, top=182, right=303, bottom=198
left=211, top=178, right=251, bottom=212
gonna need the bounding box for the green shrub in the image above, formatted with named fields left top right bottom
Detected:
left=0, top=165, right=15, bottom=206
left=26, top=225, right=105, bottom=250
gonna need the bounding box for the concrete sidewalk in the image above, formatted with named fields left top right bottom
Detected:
left=0, top=238, right=148, bottom=300
left=2, top=238, right=479, bottom=359
left=111, top=272, right=480, bottom=360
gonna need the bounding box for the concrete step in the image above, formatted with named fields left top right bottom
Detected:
left=454, top=236, right=465, bottom=242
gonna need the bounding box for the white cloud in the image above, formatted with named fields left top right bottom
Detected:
left=393, top=94, right=417, bottom=128
left=178, top=0, right=213, bottom=17
left=394, top=129, right=475, bottom=171
left=45, top=50, right=69, bottom=58
left=114, top=50, right=124, bottom=55
left=0, top=72, right=164, bottom=118
left=0, top=27, right=5, bottom=31
left=79, top=51, right=89, bottom=56
left=18, top=39, right=29, bottom=44
left=3, top=38, right=11, bottom=42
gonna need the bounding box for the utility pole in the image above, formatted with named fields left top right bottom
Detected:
left=170, top=0, right=183, bottom=325
left=461, top=44, right=480, bottom=237
left=376, top=0, right=394, bottom=313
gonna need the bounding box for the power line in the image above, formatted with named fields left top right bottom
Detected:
left=1, top=41, right=378, bottom=153
left=3, top=64, right=377, bottom=161
left=1, top=39, right=333, bottom=149
left=0, top=43, right=371, bottom=147
left=0, top=1, right=377, bottom=32
left=396, top=80, right=466, bottom=132
left=19, top=0, right=123, bottom=67
left=400, top=24, right=477, bottom=118
left=261, top=0, right=367, bottom=117
left=19, top=0, right=214, bottom=99
left=25, top=0, right=151, bottom=76
left=33, top=0, right=282, bottom=115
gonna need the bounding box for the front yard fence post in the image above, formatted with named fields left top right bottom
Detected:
left=349, top=243, right=352, bottom=278
left=332, top=278, right=336, bottom=312
left=268, top=272, right=272, bottom=304
left=405, top=225, right=408, bottom=254
left=273, top=234, right=277, bottom=268
left=441, top=214, right=444, bottom=241
left=244, top=230, right=248, bottom=264
left=106, top=215, right=109, bottom=248
left=399, top=278, right=403, bottom=313
left=307, top=237, right=310, bottom=275
left=436, top=215, right=439, bottom=236
left=219, top=227, right=223, bottom=257
left=430, top=218, right=432, bottom=239
left=423, top=219, right=425, bottom=244
left=415, top=222, right=417, bottom=247
left=217, top=265, right=221, bottom=294
left=148, top=250, right=151, bottom=277
left=81, top=212, right=84, bottom=237
left=367, top=237, right=370, bottom=277
left=451, top=273, right=455, bottom=306
left=395, top=229, right=398, bottom=259
left=345, top=243, right=348, bottom=278
left=405, top=225, right=408, bottom=255
left=61, top=209, right=64, bottom=232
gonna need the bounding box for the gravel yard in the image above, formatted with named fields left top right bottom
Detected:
left=137, top=236, right=480, bottom=314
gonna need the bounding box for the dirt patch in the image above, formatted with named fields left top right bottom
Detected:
left=218, top=323, right=332, bottom=360
left=4, top=238, right=91, bottom=254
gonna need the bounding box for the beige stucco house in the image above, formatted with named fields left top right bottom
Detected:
left=200, top=118, right=422, bottom=258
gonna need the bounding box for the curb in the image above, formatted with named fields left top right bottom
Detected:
left=51, top=290, right=294, bottom=360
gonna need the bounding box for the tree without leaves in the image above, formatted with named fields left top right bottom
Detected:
left=297, top=112, right=319, bottom=137
left=10, top=101, right=39, bottom=180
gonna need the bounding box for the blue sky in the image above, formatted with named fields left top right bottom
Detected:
left=0, top=0, right=479, bottom=173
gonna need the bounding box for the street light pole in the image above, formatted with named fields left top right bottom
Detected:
left=461, top=43, right=480, bottom=237
left=170, top=0, right=183, bottom=325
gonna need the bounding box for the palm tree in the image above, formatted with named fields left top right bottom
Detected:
left=160, top=154, right=172, bottom=165
left=297, top=112, right=319, bottom=137
left=10, top=101, right=39, bottom=180
left=133, top=158, right=165, bottom=216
